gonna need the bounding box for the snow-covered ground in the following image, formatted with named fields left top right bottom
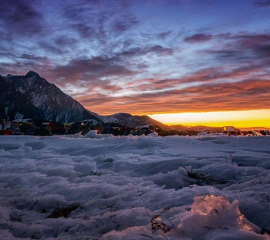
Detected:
left=0, top=134, right=269, bottom=240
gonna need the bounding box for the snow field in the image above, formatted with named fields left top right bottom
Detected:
left=0, top=135, right=269, bottom=239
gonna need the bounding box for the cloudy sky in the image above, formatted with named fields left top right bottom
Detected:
left=1, top=0, right=270, bottom=125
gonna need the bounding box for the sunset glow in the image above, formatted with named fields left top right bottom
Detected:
left=1, top=0, right=270, bottom=127
left=2, top=1, right=270, bottom=239
left=149, top=109, right=270, bottom=128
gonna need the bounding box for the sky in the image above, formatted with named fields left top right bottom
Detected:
left=0, top=0, right=270, bottom=127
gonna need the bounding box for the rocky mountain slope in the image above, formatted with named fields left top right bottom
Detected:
left=0, top=76, right=44, bottom=120
left=3, top=71, right=99, bottom=123
left=1, top=71, right=170, bottom=129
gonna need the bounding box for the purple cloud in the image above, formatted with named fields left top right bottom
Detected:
left=253, top=0, right=270, bottom=8
left=0, top=0, right=44, bottom=38
left=185, top=34, right=212, bottom=43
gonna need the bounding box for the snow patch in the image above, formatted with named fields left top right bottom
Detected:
left=83, top=130, right=113, bottom=139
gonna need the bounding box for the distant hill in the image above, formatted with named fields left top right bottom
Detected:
left=170, top=124, right=224, bottom=132
left=239, top=127, right=270, bottom=130
left=96, top=112, right=171, bottom=129
left=169, top=125, right=188, bottom=131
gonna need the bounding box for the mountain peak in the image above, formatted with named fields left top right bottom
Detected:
left=4, top=72, right=100, bottom=123
left=26, top=71, right=40, bottom=78
left=114, top=113, right=132, bottom=117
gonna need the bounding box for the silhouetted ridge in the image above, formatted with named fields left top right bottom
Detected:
left=3, top=72, right=100, bottom=123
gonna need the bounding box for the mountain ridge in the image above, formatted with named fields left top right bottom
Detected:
left=1, top=71, right=169, bottom=129
left=3, top=71, right=99, bottom=123
left=96, top=112, right=171, bottom=130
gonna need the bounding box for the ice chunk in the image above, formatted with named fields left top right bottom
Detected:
left=84, top=130, right=113, bottom=139
left=178, top=195, right=265, bottom=239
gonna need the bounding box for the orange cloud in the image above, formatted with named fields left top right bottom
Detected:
left=78, top=79, right=270, bottom=115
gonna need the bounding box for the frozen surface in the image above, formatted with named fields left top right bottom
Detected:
left=0, top=135, right=269, bottom=239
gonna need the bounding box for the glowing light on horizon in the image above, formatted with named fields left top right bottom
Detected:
left=148, top=109, right=270, bottom=128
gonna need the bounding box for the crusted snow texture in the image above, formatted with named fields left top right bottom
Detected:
left=4, top=71, right=99, bottom=123
left=0, top=135, right=269, bottom=239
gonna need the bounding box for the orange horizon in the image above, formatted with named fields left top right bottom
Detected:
left=148, top=109, right=270, bottom=128
left=84, top=107, right=270, bottom=128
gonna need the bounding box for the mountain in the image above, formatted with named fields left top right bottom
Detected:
left=2, top=71, right=170, bottom=129
left=187, top=125, right=223, bottom=132
left=4, top=71, right=99, bottom=123
left=169, top=125, right=188, bottom=131
left=0, top=76, right=44, bottom=120
left=96, top=112, right=170, bottom=130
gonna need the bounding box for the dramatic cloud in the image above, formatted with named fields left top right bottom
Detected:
left=118, top=45, right=175, bottom=58
left=253, top=0, right=270, bottom=8
left=79, top=79, right=270, bottom=114
left=184, top=34, right=212, bottom=43
left=157, top=31, right=172, bottom=40
left=51, top=56, right=137, bottom=83
left=0, top=0, right=270, bottom=116
left=112, top=15, right=139, bottom=34
left=0, top=0, right=44, bottom=38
